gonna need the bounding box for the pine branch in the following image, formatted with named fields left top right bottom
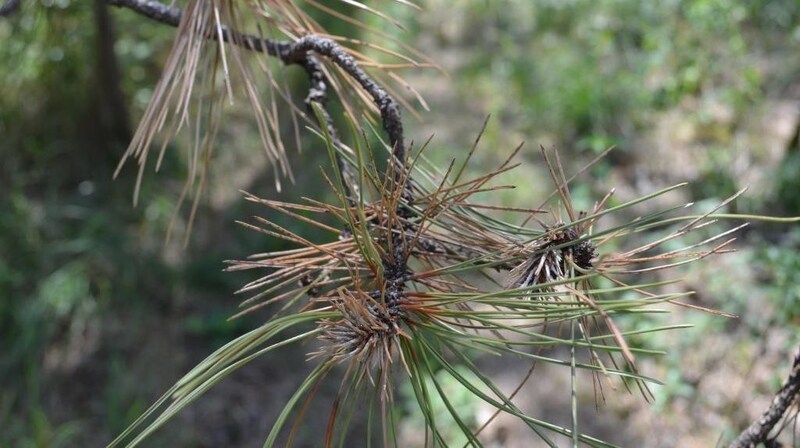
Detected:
left=110, top=0, right=413, bottom=313
left=106, top=0, right=406, bottom=178
left=729, top=345, right=800, bottom=448
left=106, top=0, right=179, bottom=25
left=298, top=53, right=355, bottom=202
left=281, top=36, right=406, bottom=167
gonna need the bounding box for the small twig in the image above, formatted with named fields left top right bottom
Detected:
left=109, top=0, right=413, bottom=310
left=281, top=36, right=405, bottom=169
left=298, top=53, right=355, bottom=202
left=729, top=345, right=800, bottom=448
left=106, top=0, right=180, bottom=25
left=106, top=0, right=406, bottom=177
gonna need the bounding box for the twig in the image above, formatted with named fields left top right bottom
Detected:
left=106, top=0, right=406, bottom=176
left=729, top=345, right=800, bottom=447
left=281, top=36, right=405, bottom=167
left=108, top=0, right=413, bottom=310
left=297, top=53, right=355, bottom=202
left=106, top=0, right=180, bottom=25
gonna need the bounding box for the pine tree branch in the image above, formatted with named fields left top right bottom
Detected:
left=729, top=345, right=800, bottom=448
left=106, top=0, right=179, bottom=26
left=106, top=0, right=406, bottom=178
left=298, top=52, right=355, bottom=202
left=280, top=36, right=405, bottom=167
left=109, top=0, right=414, bottom=310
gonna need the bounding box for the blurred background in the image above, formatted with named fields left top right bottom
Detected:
left=1, top=0, right=799, bottom=446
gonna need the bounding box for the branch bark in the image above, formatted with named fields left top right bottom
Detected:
left=108, top=0, right=414, bottom=311
left=729, top=345, right=800, bottom=448
left=106, top=0, right=405, bottom=174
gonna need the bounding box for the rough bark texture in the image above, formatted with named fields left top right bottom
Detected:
left=729, top=345, right=800, bottom=448
left=105, top=0, right=405, bottom=169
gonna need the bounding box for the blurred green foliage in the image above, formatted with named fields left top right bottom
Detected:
left=441, top=0, right=798, bottom=159
left=0, top=1, right=214, bottom=445
left=774, top=150, right=800, bottom=213
left=755, top=229, right=800, bottom=326
left=399, top=365, right=486, bottom=446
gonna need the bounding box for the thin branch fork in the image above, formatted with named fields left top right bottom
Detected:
left=105, top=0, right=406, bottom=171
left=729, top=344, right=800, bottom=448
left=108, top=0, right=414, bottom=310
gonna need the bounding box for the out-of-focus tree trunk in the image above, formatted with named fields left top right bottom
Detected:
left=89, top=0, right=130, bottom=153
